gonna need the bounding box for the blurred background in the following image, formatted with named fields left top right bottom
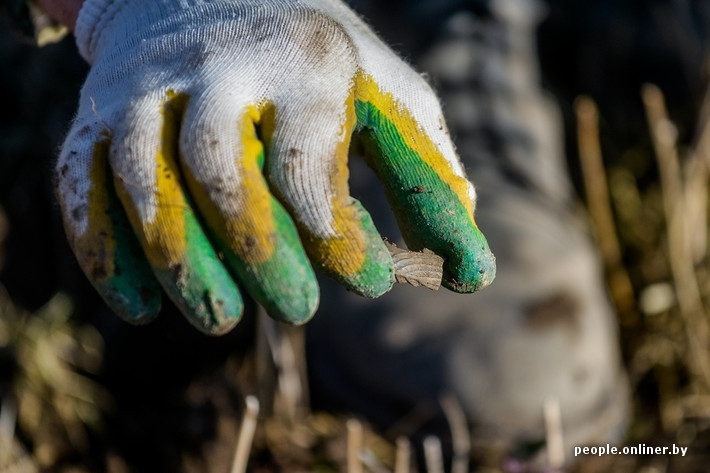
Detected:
left=2, top=0, right=710, bottom=471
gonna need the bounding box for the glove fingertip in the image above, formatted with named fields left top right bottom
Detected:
left=261, top=274, right=320, bottom=325
left=77, top=217, right=164, bottom=324
left=154, top=263, right=244, bottom=336
left=441, top=235, right=497, bottom=293
left=96, top=276, right=162, bottom=325
left=336, top=235, right=393, bottom=299
left=319, top=200, right=394, bottom=299
left=192, top=288, right=244, bottom=336
left=218, top=201, right=321, bottom=326
left=159, top=212, right=245, bottom=336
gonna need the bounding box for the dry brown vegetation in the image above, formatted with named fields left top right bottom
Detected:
left=4, top=81, right=710, bottom=472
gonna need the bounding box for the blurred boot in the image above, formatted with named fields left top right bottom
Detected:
left=307, top=0, right=630, bottom=468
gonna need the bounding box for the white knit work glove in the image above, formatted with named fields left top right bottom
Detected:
left=56, top=0, right=496, bottom=334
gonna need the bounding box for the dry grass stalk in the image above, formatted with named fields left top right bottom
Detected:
left=277, top=326, right=309, bottom=422
left=575, top=95, right=637, bottom=322
left=685, top=61, right=710, bottom=262
left=683, top=152, right=709, bottom=263
left=394, top=437, right=411, bottom=473
left=347, top=418, right=364, bottom=473
left=360, top=449, right=392, bottom=473
left=543, top=397, right=565, bottom=469
left=439, top=394, right=470, bottom=473
left=423, top=436, right=445, bottom=473
left=257, top=312, right=308, bottom=425
left=230, top=395, right=260, bottom=473
left=642, top=83, right=710, bottom=391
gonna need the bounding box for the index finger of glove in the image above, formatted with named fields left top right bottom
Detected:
left=354, top=70, right=496, bottom=293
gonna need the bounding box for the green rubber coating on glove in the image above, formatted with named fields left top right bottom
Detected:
left=326, top=199, right=394, bottom=298
left=78, top=142, right=162, bottom=323
left=213, top=196, right=320, bottom=325
left=150, top=199, right=244, bottom=335
left=180, top=132, right=320, bottom=325
left=355, top=100, right=496, bottom=292
left=97, top=192, right=163, bottom=323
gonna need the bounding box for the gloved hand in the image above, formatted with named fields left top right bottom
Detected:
left=56, top=0, right=496, bottom=334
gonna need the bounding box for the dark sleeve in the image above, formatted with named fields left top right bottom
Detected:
left=1, top=0, right=35, bottom=40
